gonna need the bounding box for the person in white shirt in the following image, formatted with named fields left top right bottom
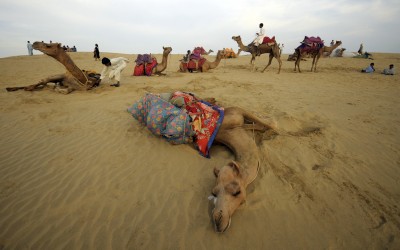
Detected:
left=252, top=23, right=265, bottom=56
left=382, top=64, right=395, bottom=75
left=27, top=41, right=33, bottom=56
left=100, top=57, right=129, bottom=87
left=253, top=23, right=265, bottom=46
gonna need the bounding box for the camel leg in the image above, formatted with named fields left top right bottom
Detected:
left=6, top=74, right=65, bottom=92
left=261, top=54, right=274, bottom=73
left=314, top=54, right=321, bottom=72
left=294, top=56, right=301, bottom=73
left=276, top=56, right=282, bottom=74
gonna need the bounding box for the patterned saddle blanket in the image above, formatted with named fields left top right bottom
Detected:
left=127, top=92, right=224, bottom=157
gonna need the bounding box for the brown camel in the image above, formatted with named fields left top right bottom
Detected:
left=210, top=107, right=276, bottom=232
left=6, top=42, right=100, bottom=94
left=231, top=35, right=282, bottom=73
left=322, top=41, right=342, bottom=57
left=179, top=49, right=225, bottom=73
left=152, top=46, right=172, bottom=75
left=294, top=40, right=342, bottom=73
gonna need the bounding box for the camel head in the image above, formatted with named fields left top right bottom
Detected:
left=162, top=46, right=172, bottom=55
left=216, top=49, right=226, bottom=59
left=210, top=161, right=247, bottom=232
left=231, top=36, right=242, bottom=42
left=32, top=42, right=63, bottom=57
left=335, top=41, right=342, bottom=45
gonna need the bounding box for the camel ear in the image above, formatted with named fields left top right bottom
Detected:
left=228, top=161, right=242, bottom=176
left=213, top=167, right=220, bottom=177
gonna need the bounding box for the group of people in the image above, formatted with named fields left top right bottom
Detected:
left=362, top=63, right=395, bottom=75
left=62, top=45, right=77, bottom=52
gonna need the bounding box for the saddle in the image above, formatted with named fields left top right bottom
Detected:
left=297, top=36, right=324, bottom=53
left=181, top=58, right=207, bottom=72
left=262, top=36, right=276, bottom=45
left=133, top=54, right=158, bottom=76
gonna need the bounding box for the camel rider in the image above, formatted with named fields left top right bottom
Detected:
left=253, top=23, right=265, bottom=56
left=100, top=57, right=129, bottom=87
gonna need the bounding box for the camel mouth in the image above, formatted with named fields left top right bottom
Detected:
left=214, top=215, right=231, bottom=233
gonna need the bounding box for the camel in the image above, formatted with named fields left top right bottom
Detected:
left=6, top=42, right=100, bottom=94
left=133, top=47, right=172, bottom=76
left=294, top=40, right=342, bottom=73
left=152, top=46, right=172, bottom=75
left=231, top=36, right=282, bottom=73
left=193, top=47, right=213, bottom=55
left=221, top=48, right=237, bottom=59
left=179, top=49, right=225, bottom=73
left=129, top=92, right=276, bottom=232
left=321, top=41, right=342, bottom=57
left=210, top=106, right=276, bottom=232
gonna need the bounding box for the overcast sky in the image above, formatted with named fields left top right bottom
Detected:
left=0, top=0, right=399, bottom=58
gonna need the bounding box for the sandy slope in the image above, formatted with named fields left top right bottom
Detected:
left=0, top=51, right=399, bottom=249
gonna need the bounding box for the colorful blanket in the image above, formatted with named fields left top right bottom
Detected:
left=127, top=93, right=194, bottom=144
left=127, top=92, right=224, bottom=157
left=297, top=36, right=324, bottom=53
left=171, top=91, right=224, bottom=157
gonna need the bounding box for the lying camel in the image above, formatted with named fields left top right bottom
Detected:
left=6, top=42, right=100, bottom=94
left=210, top=107, right=276, bottom=232
left=178, top=49, right=225, bottom=73
left=152, top=47, right=172, bottom=75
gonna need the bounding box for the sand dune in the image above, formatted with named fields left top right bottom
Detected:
left=0, top=51, right=399, bottom=249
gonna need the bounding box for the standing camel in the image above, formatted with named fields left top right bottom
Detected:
left=6, top=42, right=100, bottom=94
left=294, top=40, right=342, bottom=73
left=231, top=36, right=282, bottom=73
left=179, top=50, right=225, bottom=73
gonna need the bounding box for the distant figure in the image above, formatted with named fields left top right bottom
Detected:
left=100, top=57, right=129, bottom=87
left=72, top=46, right=77, bottom=52
left=382, top=64, right=395, bottom=75
left=94, top=44, right=100, bottom=61
left=361, top=62, right=375, bottom=73
left=27, top=41, right=33, bottom=56
left=358, top=43, right=364, bottom=55
left=182, top=50, right=191, bottom=63
left=330, top=40, right=335, bottom=47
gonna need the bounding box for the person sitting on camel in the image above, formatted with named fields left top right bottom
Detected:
left=252, top=23, right=266, bottom=56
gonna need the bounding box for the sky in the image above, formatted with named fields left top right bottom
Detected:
left=0, top=0, right=399, bottom=58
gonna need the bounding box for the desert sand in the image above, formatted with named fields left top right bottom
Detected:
left=0, top=50, right=399, bottom=249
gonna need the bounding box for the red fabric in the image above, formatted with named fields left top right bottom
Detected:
left=171, top=91, right=221, bottom=157
left=187, top=58, right=206, bottom=70
left=262, top=36, right=276, bottom=44
left=133, top=64, right=144, bottom=76
left=133, top=58, right=158, bottom=76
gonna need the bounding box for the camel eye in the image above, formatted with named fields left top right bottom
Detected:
left=233, top=191, right=241, bottom=197
left=211, top=192, right=217, bottom=197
